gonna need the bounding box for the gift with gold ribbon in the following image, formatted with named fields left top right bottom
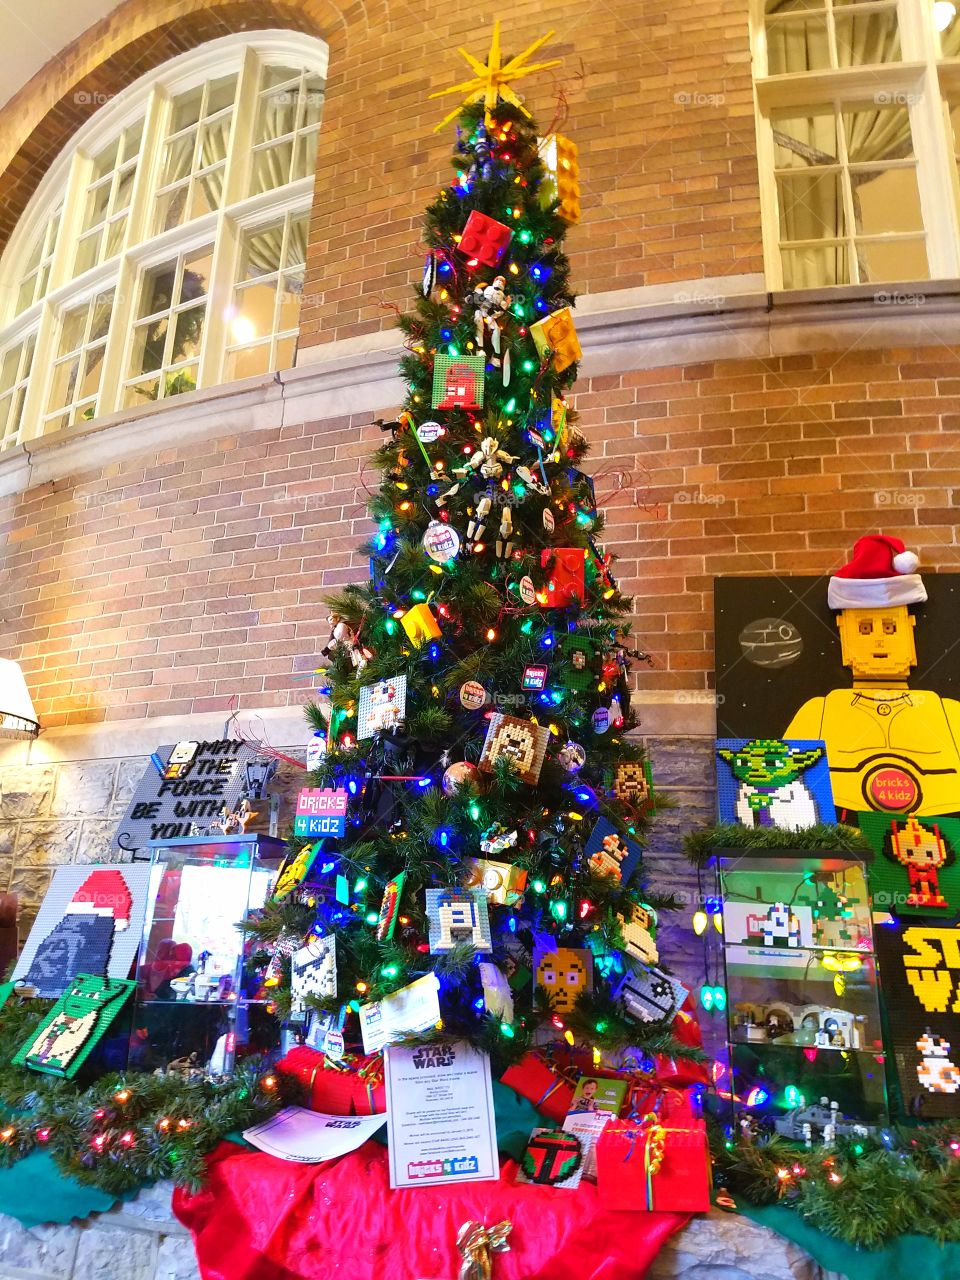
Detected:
left=595, top=1109, right=710, bottom=1212
left=456, top=1219, right=512, bottom=1280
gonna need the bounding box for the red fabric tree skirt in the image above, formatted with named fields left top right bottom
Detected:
left=173, top=1140, right=689, bottom=1280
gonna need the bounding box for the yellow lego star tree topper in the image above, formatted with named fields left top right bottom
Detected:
left=429, top=20, right=562, bottom=131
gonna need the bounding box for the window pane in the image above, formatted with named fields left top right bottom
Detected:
left=841, top=103, right=913, bottom=160
left=92, top=138, right=120, bottom=182
left=242, top=226, right=284, bottom=278
left=253, top=142, right=292, bottom=193
left=156, top=185, right=189, bottom=232
left=275, top=336, right=296, bottom=369
left=853, top=165, right=923, bottom=234
left=124, top=377, right=159, bottom=407
left=74, top=231, right=102, bottom=276
left=130, top=318, right=168, bottom=375
left=0, top=346, right=20, bottom=391
left=180, top=250, right=212, bottom=302
left=48, top=357, right=79, bottom=411
left=83, top=178, right=112, bottom=231
left=226, top=343, right=272, bottom=380
left=279, top=272, right=303, bottom=329
left=172, top=306, right=205, bottom=363
left=293, top=130, right=320, bottom=181
left=773, top=110, right=839, bottom=167
left=171, top=86, right=203, bottom=133
left=22, top=224, right=44, bottom=275
left=79, top=345, right=106, bottom=399
left=302, top=76, right=324, bottom=129
left=90, top=293, right=114, bottom=341
left=286, top=217, right=308, bottom=268
left=261, top=64, right=301, bottom=91
left=187, top=169, right=223, bottom=219
left=856, top=238, right=929, bottom=281
left=777, top=171, right=845, bottom=241
left=121, top=120, right=144, bottom=160
left=114, top=167, right=135, bottom=213
left=58, top=305, right=87, bottom=356
left=198, top=118, right=230, bottom=169
left=160, top=133, right=195, bottom=187
left=166, top=364, right=198, bottom=397
left=206, top=74, right=237, bottom=117
left=256, top=90, right=297, bottom=144
left=766, top=16, right=831, bottom=74
left=139, top=263, right=177, bottom=318
left=233, top=281, right=277, bottom=341
left=105, top=214, right=127, bottom=258
left=833, top=10, right=900, bottom=66
left=781, top=243, right=851, bottom=287
left=16, top=275, right=36, bottom=315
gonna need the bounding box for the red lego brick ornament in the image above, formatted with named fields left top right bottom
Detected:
left=457, top=210, right=513, bottom=268
left=541, top=548, right=586, bottom=606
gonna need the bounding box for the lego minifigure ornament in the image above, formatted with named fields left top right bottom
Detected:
left=470, top=275, right=512, bottom=383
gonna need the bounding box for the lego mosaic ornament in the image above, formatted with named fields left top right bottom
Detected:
left=12, top=864, right=152, bottom=999
left=716, top=738, right=836, bottom=829
left=874, top=919, right=960, bottom=1117
left=715, top=537, right=960, bottom=819
left=14, top=974, right=136, bottom=1078
left=859, top=811, right=960, bottom=915
left=425, top=888, right=492, bottom=954
left=478, top=713, right=550, bottom=785
left=431, top=354, right=485, bottom=410
left=534, top=945, right=593, bottom=1013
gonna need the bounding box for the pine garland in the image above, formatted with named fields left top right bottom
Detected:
left=684, top=822, right=873, bottom=868
left=714, top=1126, right=960, bottom=1248
left=0, top=998, right=292, bottom=1194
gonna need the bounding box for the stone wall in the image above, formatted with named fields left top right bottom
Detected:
left=0, top=1190, right=837, bottom=1280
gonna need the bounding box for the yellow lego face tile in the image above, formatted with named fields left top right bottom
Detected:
left=400, top=603, right=441, bottom=647
left=530, top=308, right=581, bottom=373
left=836, top=606, right=917, bottom=681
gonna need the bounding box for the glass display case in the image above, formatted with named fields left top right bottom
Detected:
left=714, top=850, right=888, bottom=1136
left=129, top=834, right=286, bottom=1075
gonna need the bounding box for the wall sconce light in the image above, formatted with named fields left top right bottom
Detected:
left=0, top=660, right=39, bottom=739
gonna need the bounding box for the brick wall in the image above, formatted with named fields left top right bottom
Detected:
left=0, top=345, right=956, bottom=729
left=301, top=0, right=762, bottom=346
left=0, top=0, right=762, bottom=321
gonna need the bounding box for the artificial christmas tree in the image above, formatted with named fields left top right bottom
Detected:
left=250, top=19, right=701, bottom=1137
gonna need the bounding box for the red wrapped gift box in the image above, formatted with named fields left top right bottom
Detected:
left=499, top=1052, right=576, bottom=1122
left=277, top=1047, right=386, bottom=1115
left=595, top=1115, right=710, bottom=1213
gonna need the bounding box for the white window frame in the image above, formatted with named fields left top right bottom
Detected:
left=751, top=0, right=960, bottom=288
left=0, top=31, right=327, bottom=449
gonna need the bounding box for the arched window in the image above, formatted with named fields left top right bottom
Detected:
left=0, top=32, right=326, bottom=450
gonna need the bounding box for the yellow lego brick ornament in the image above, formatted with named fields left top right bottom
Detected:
left=400, top=603, right=441, bottom=647
left=530, top=307, right=581, bottom=373
left=538, top=134, right=581, bottom=224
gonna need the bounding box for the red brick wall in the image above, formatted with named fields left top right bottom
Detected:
left=301, top=0, right=762, bottom=347
left=1, top=345, right=957, bottom=728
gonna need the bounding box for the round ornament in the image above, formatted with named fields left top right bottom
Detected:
left=518, top=575, right=537, bottom=606
left=459, top=680, right=490, bottom=711
left=543, top=509, right=556, bottom=533
left=592, top=706, right=610, bottom=734
left=417, top=420, right=445, bottom=443
left=442, top=761, right=482, bottom=794
left=423, top=520, right=461, bottom=563
left=323, top=1029, right=345, bottom=1061
left=557, top=741, right=586, bottom=772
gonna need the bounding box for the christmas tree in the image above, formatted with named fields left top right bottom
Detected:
left=253, top=23, right=698, bottom=1077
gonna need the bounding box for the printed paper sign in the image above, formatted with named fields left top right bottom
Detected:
left=359, top=973, right=441, bottom=1055
left=243, top=1106, right=386, bottom=1163
left=294, top=788, right=348, bottom=838
left=384, top=1041, right=499, bottom=1188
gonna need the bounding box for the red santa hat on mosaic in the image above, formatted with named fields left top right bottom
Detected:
left=827, top=534, right=926, bottom=609
left=65, top=869, right=133, bottom=931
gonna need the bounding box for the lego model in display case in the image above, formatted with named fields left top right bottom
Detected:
left=129, top=834, right=286, bottom=1075
left=714, top=849, right=887, bottom=1131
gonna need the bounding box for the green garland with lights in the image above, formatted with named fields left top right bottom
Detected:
left=684, top=822, right=873, bottom=867
left=0, top=997, right=291, bottom=1194
left=714, top=1125, right=960, bottom=1248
